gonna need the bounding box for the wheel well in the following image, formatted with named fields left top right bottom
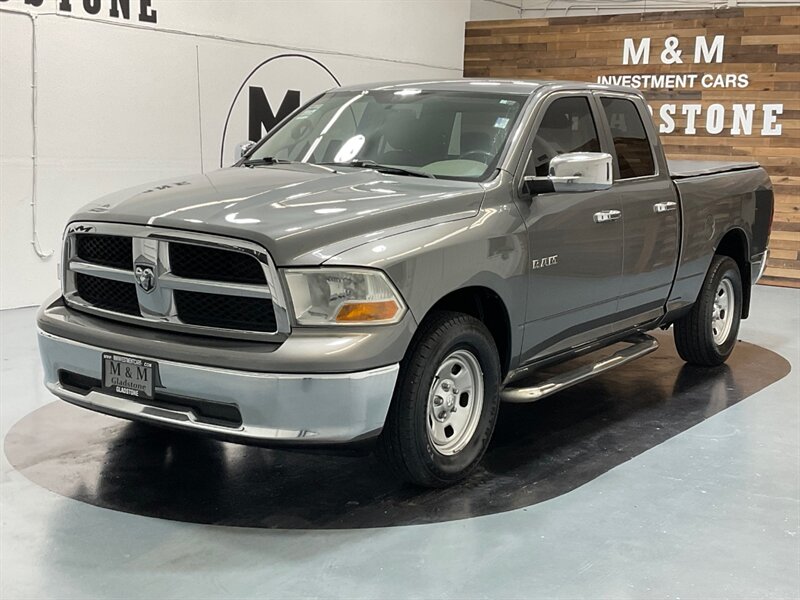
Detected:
left=715, top=228, right=751, bottom=318
left=428, top=287, right=512, bottom=377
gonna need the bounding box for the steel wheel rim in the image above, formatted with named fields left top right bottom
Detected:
left=711, top=277, right=735, bottom=345
left=426, top=349, right=484, bottom=456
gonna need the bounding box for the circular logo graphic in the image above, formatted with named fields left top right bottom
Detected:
left=219, top=54, right=340, bottom=167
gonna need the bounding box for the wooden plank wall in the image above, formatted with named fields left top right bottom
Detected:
left=464, top=7, right=800, bottom=288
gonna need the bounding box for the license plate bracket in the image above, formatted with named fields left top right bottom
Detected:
left=101, top=353, right=157, bottom=401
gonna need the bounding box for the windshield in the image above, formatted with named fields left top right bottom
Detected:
left=246, top=89, right=527, bottom=181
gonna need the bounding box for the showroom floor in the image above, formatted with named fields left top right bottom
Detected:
left=1, top=285, right=798, bottom=599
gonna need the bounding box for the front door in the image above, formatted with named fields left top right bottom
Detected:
left=516, top=94, right=624, bottom=364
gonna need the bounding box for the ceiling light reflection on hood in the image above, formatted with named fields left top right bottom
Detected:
left=225, top=212, right=260, bottom=225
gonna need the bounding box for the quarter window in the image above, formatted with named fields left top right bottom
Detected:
left=527, top=97, right=601, bottom=177
left=600, top=97, right=656, bottom=179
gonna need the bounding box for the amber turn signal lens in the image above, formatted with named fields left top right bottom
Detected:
left=335, top=300, right=400, bottom=323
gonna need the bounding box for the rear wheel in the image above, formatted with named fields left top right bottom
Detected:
left=674, top=255, right=743, bottom=366
left=378, top=311, right=500, bottom=488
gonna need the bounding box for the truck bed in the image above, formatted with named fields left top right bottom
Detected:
left=668, top=159, right=760, bottom=179
left=666, top=160, right=772, bottom=319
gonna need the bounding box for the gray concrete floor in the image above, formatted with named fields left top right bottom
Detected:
left=1, top=285, right=798, bottom=600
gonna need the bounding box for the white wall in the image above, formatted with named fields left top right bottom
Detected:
left=470, top=0, right=522, bottom=20
left=519, top=0, right=799, bottom=18
left=0, top=0, right=474, bottom=309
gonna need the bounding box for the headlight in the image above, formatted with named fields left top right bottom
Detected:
left=284, top=268, right=406, bottom=325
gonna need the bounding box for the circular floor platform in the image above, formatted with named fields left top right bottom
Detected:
left=4, top=333, right=790, bottom=529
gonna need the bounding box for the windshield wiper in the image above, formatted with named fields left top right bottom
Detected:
left=320, top=159, right=435, bottom=179
left=241, top=156, right=294, bottom=167
left=242, top=157, right=342, bottom=173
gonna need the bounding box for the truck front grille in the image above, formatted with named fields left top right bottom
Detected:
left=169, top=242, right=267, bottom=284
left=174, top=290, right=277, bottom=332
left=74, top=273, right=141, bottom=316
left=62, top=224, right=289, bottom=340
left=75, top=234, right=133, bottom=270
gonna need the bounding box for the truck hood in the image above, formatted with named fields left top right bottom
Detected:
left=72, top=165, right=485, bottom=265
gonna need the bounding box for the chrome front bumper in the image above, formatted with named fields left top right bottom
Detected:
left=37, top=330, right=399, bottom=445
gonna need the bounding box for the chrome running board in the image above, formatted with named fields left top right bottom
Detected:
left=500, top=334, right=659, bottom=403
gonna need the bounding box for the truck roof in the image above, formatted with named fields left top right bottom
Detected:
left=335, top=78, right=644, bottom=97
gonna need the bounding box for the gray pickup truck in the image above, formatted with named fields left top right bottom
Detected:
left=37, top=79, right=773, bottom=487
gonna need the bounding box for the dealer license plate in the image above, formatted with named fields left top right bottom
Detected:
left=102, top=353, right=156, bottom=401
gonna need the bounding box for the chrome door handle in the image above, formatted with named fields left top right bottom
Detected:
left=593, top=210, right=621, bottom=223
left=653, top=201, right=678, bottom=213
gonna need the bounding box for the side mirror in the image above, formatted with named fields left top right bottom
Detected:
left=235, top=141, right=257, bottom=162
left=523, top=152, right=613, bottom=195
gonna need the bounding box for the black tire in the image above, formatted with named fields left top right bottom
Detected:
left=674, top=255, right=743, bottom=366
left=377, top=311, right=501, bottom=488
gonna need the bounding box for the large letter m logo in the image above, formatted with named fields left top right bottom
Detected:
left=248, top=87, right=301, bottom=141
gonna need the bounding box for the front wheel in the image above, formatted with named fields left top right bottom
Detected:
left=674, top=255, right=743, bottom=366
left=377, top=311, right=501, bottom=488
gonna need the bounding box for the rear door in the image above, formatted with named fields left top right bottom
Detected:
left=515, top=93, right=624, bottom=363
left=596, top=94, right=680, bottom=326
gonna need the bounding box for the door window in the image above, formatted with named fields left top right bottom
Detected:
left=600, top=97, right=656, bottom=179
left=527, top=96, right=601, bottom=177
